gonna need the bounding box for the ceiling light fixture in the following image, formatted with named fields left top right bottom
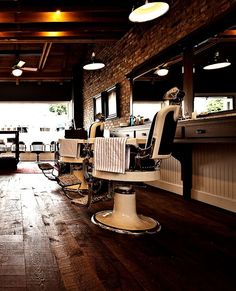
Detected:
left=83, top=52, right=105, bottom=70
left=203, top=51, right=231, bottom=70
left=129, top=0, right=169, bottom=23
left=154, top=66, right=169, bottom=76
left=12, top=68, right=23, bottom=77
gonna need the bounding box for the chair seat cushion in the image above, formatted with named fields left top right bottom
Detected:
left=135, top=158, right=156, bottom=171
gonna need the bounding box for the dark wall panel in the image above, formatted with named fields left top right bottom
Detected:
left=72, top=66, right=84, bottom=129
left=0, top=82, right=72, bottom=101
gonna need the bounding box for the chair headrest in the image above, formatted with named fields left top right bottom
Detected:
left=95, top=113, right=105, bottom=122
left=163, top=87, right=185, bottom=103
left=89, top=121, right=104, bottom=138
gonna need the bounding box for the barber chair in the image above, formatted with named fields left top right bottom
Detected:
left=56, top=115, right=106, bottom=205
left=91, top=88, right=184, bottom=234
left=0, top=140, right=7, bottom=154
left=30, top=141, right=46, bottom=162
left=37, top=141, right=60, bottom=180
left=50, top=141, right=57, bottom=152
left=11, top=141, right=26, bottom=153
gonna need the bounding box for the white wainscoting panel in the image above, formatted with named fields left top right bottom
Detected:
left=147, top=144, right=236, bottom=213
left=192, top=144, right=236, bottom=212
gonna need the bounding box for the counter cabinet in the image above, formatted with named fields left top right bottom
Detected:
left=109, top=124, right=150, bottom=139
left=108, top=116, right=236, bottom=212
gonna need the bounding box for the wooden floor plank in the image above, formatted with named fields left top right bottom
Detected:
left=0, top=167, right=235, bottom=291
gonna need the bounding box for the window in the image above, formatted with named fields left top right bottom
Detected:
left=194, top=95, right=234, bottom=114
left=105, top=84, right=119, bottom=120
left=93, top=94, right=102, bottom=116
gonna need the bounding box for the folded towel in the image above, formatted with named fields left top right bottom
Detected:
left=94, top=137, right=128, bottom=174
left=59, top=139, right=79, bottom=158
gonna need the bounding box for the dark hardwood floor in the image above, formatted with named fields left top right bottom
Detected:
left=0, top=165, right=235, bottom=290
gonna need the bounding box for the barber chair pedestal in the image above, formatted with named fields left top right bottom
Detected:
left=92, top=186, right=161, bottom=235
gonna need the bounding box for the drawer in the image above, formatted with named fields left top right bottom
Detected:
left=185, top=121, right=236, bottom=138
left=135, top=129, right=149, bottom=138
left=110, top=130, right=135, bottom=138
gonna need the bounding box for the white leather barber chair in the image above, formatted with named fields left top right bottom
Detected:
left=57, top=117, right=105, bottom=206
left=91, top=104, right=181, bottom=235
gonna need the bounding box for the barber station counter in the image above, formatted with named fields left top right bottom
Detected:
left=175, top=114, right=236, bottom=142
left=109, top=123, right=150, bottom=139
left=110, top=114, right=236, bottom=141
left=110, top=114, right=236, bottom=212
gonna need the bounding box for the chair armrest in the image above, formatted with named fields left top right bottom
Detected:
left=88, top=137, right=147, bottom=145
left=58, top=138, right=88, bottom=144
left=126, top=138, right=147, bottom=145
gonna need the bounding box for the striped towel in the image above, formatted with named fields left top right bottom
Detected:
left=94, top=137, right=128, bottom=174
left=59, top=139, right=79, bottom=158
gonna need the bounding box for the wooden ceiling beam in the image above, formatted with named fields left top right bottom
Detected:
left=40, top=42, right=52, bottom=70
left=0, top=23, right=128, bottom=32
left=0, top=3, right=131, bottom=13
left=0, top=31, right=123, bottom=40
left=38, top=42, right=51, bottom=70
left=0, top=75, right=72, bottom=82
left=0, top=12, right=129, bottom=24
left=0, top=38, right=117, bottom=44
left=0, top=49, right=41, bottom=56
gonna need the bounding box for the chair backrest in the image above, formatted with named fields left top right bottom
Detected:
left=7, top=137, right=16, bottom=144
left=0, top=143, right=7, bottom=152
left=89, top=121, right=104, bottom=138
left=11, top=141, right=26, bottom=152
left=30, top=141, right=45, bottom=152
left=50, top=141, right=58, bottom=152
left=147, top=105, right=180, bottom=160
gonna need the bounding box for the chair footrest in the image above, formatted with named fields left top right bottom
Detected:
left=57, top=174, right=81, bottom=187
left=38, top=163, right=54, bottom=171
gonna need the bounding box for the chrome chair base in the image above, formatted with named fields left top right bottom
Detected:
left=91, top=211, right=161, bottom=235
left=91, top=186, right=161, bottom=235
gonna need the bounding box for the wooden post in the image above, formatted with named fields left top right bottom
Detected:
left=183, top=47, right=194, bottom=116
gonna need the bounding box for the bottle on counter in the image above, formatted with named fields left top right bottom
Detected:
left=129, top=115, right=135, bottom=126
left=135, top=115, right=140, bottom=125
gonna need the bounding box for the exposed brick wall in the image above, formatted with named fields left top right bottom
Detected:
left=83, top=0, right=236, bottom=131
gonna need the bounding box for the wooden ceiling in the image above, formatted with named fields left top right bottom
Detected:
left=0, top=0, right=133, bottom=83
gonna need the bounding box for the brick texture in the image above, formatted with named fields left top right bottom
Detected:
left=83, top=0, right=236, bottom=130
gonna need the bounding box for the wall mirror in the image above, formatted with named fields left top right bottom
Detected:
left=193, top=24, right=236, bottom=116
left=131, top=54, right=184, bottom=122
left=129, top=15, right=236, bottom=121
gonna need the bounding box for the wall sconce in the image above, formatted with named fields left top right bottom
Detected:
left=83, top=52, right=105, bottom=70
left=154, top=66, right=169, bottom=76
left=203, top=51, right=231, bottom=70
left=129, top=0, right=169, bottom=23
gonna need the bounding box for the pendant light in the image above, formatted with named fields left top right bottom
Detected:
left=129, top=0, right=169, bottom=23
left=203, top=51, right=231, bottom=70
left=83, top=52, right=105, bottom=71
left=154, top=66, right=169, bottom=76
